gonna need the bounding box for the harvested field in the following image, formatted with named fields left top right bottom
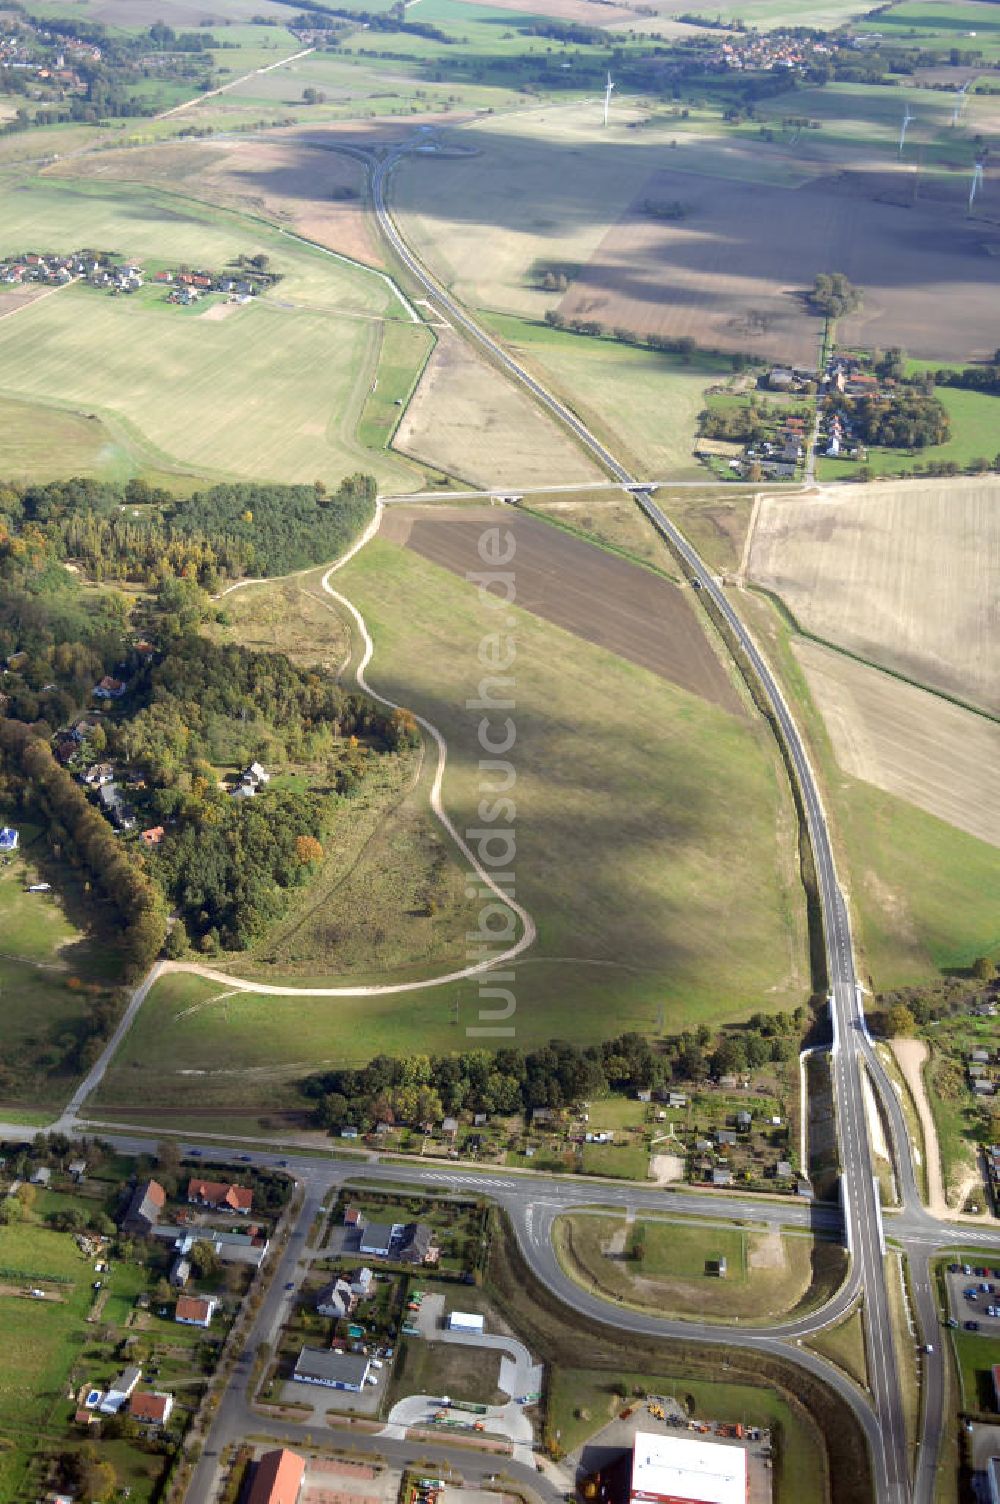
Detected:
left=557, top=165, right=1000, bottom=366
left=381, top=505, right=743, bottom=713
left=748, top=477, right=1000, bottom=713
left=450, top=0, right=635, bottom=22
left=794, top=641, right=1000, bottom=848
left=52, top=134, right=381, bottom=266
left=392, top=330, right=603, bottom=488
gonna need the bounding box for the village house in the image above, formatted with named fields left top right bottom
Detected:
left=175, top=1294, right=217, bottom=1328
left=129, top=1390, right=174, bottom=1427
left=186, top=1178, right=253, bottom=1214
left=120, top=1178, right=166, bottom=1237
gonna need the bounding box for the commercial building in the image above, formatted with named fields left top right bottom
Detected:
left=246, top=1448, right=305, bottom=1504
left=293, top=1347, right=371, bottom=1391
left=630, top=1430, right=747, bottom=1504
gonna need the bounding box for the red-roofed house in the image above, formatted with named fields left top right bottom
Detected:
left=129, top=1390, right=174, bottom=1426
left=175, top=1295, right=217, bottom=1327
left=246, top=1448, right=306, bottom=1504
left=186, top=1179, right=253, bottom=1214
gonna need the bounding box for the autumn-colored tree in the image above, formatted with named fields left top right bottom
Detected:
left=886, top=1003, right=916, bottom=1038
left=295, top=834, right=324, bottom=866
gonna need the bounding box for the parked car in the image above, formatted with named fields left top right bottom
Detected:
left=965, top=1321, right=980, bottom=1331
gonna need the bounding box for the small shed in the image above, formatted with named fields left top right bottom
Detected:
left=448, top=1311, right=485, bottom=1334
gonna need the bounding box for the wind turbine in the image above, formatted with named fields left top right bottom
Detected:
left=951, top=79, right=971, bottom=126
left=898, top=102, right=912, bottom=155
left=968, top=160, right=984, bottom=212
left=603, top=71, right=614, bottom=128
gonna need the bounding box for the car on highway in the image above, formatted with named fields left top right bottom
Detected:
left=965, top=1320, right=980, bottom=1331
left=285, top=1281, right=295, bottom=1291
left=945, top=1318, right=958, bottom=1328
left=277, top=1159, right=288, bottom=1166
left=237, top=1154, right=252, bottom=1161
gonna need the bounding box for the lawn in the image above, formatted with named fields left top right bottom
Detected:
left=0, top=841, right=123, bottom=1111
left=805, top=1306, right=868, bottom=1391
left=816, top=388, right=1000, bottom=483
left=547, top=1366, right=827, bottom=1502
left=94, top=532, right=810, bottom=1115
left=0, top=174, right=424, bottom=489
left=924, top=1022, right=999, bottom=1206
left=579, top=1143, right=652, bottom=1180
left=950, top=1331, right=1000, bottom=1413
left=554, top=1213, right=841, bottom=1323
left=525, top=485, right=757, bottom=578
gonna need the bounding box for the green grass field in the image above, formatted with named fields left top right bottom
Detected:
left=857, top=0, right=1000, bottom=58
left=740, top=592, right=1000, bottom=987
left=0, top=175, right=425, bottom=488
left=94, top=532, right=809, bottom=1114
left=0, top=839, right=122, bottom=1111
left=816, top=388, right=1000, bottom=484
left=482, top=314, right=732, bottom=479
left=805, top=1306, right=868, bottom=1391
left=555, top=1213, right=841, bottom=1322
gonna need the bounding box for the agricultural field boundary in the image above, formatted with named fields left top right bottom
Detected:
left=747, top=584, right=1000, bottom=727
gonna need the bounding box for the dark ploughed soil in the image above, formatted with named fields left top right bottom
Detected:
left=382, top=506, right=744, bottom=716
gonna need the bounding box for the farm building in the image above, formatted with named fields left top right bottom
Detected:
left=630, top=1429, right=747, bottom=1504
left=120, top=1178, right=166, bottom=1236
left=247, top=1449, right=305, bottom=1504
left=293, top=1348, right=371, bottom=1391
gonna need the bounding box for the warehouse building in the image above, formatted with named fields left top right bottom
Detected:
left=630, top=1430, right=747, bottom=1504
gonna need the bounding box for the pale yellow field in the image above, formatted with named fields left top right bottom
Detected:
left=794, top=640, right=1000, bottom=848
left=392, top=103, right=685, bottom=320
left=748, top=477, right=1000, bottom=713
left=392, top=330, right=603, bottom=488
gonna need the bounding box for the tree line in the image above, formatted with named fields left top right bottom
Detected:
left=302, top=1013, right=807, bottom=1130
left=0, top=719, right=167, bottom=977
left=1, top=473, right=377, bottom=589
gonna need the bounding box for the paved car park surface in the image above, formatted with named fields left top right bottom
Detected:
left=943, top=1264, right=1000, bottom=1332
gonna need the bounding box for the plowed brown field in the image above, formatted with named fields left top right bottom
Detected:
left=557, top=166, right=1000, bottom=366
left=382, top=506, right=743, bottom=714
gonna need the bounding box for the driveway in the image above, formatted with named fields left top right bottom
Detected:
left=383, top=1293, right=542, bottom=1465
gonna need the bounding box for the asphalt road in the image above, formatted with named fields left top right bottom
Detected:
left=375, top=134, right=1000, bottom=1496
left=370, top=145, right=912, bottom=1502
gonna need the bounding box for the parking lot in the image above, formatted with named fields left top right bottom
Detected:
left=943, top=1262, right=1000, bottom=1334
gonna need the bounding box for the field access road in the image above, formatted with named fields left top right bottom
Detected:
left=371, top=142, right=914, bottom=1501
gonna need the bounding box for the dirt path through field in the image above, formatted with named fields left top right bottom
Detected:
left=155, top=47, right=315, bottom=120
left=890, top=1038, right=947, bottom=1218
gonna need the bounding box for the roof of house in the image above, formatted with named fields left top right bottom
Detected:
left=141, top=826, right=165, bottom=846
left=630, top=1429, right=747, bottom=1504
left=122, top=1178, right=166, bottom=1230
left=294, top=1347, right=371, bottom=1386
left=187, top=1179, right=253, bottom=1212
left=110, top=1364, right=142, bottom=1394
left=398, top=1221, right=433, bottom=1259
left=359, top=1220, right=397, bottom=1249
left=175, top=1295, right=214, bottom=1323
left=246, top=1448, right=306, bottom=1504
left=129, top=1390, right=172, bottom=1423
